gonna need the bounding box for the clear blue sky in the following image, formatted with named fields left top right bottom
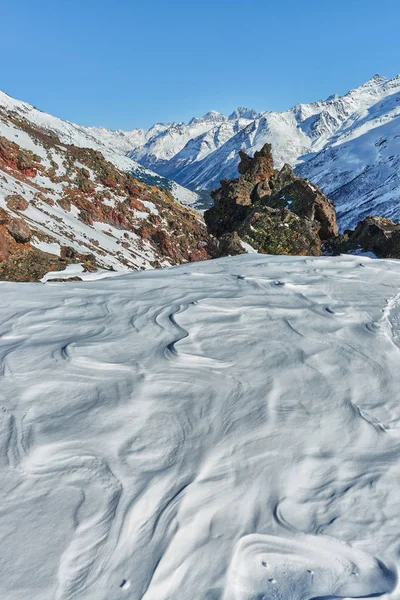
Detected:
left=1, top=0, right=399, bottom=129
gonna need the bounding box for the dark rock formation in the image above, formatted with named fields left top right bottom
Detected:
left=239, top=207, right=321, bottom=256
left=324, top=216, right=400, bottom=258
left=205, top=144, right=338, bottom=256
left=6, top=217, right=32, bottom=243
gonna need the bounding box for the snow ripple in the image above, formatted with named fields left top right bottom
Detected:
left=0, top=254, right=400, bottom=599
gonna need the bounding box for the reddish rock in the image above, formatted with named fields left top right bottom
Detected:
left=239, top=144, right=275, bottom=185
left=5, top=194, right=29, bottom=211
left=0, top=208, right=9, bottom=224
left=58, top=197, right=71, bottom=212
left=325, top=216, right=400, bottom=259
left=129, top=197, right=146, bottom=211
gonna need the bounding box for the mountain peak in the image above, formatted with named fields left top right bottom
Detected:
left=371, top=73, right=388, bottom=83
left=188, top=110, right=226, bottom=125
left=228, top=107, right=258, bottom=121
left=351, top=74, right=388, bottom=93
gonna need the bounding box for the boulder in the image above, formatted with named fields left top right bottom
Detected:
left=267, top=177, right=338, bottom=240
left=5, top=194, right=29, bottom=212
left=238, top=144, right=275, bottom=185
left=217, top=232, right=246, bottom=256
left=323, top=216, right=400, bottom=259
left=352, top=216, right=400, bottom=257
left=0, top=208, right=9, bottom=224
left=206, top=179, right=254, bottom=237
left=6, top=218, right=32, bottom=243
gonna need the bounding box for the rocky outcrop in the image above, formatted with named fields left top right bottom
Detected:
left=324, top=216, right=400, bottom=258
left=0, top=208, right=95, bottom=281
left=240, top=207, right=321, bottom=256
left=205, top=144, right=338, bottom=256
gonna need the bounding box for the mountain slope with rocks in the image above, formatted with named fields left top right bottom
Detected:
left=0, top=90, right=203, bottom=210
left=0, top=104, right=213, bottom=281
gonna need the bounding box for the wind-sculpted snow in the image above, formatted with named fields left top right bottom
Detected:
left=0, top=254, right=400, bottom=599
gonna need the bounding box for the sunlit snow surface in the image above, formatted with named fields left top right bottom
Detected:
left=1, top=254, right=400, bottom=600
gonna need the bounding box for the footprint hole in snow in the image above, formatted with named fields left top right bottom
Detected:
left=262, top=560, right=268, bottom=567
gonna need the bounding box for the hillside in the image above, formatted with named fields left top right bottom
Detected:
left=0, top=253, right=399, bottom=599
left=0, top=104, right=213, bottom=280
left=0, top=90, right=203, bottom=210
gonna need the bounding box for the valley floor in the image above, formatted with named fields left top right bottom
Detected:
left=1, top=254, right=400, bottom=599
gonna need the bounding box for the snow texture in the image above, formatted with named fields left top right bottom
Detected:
left=0, top=253, right=399, bottom=599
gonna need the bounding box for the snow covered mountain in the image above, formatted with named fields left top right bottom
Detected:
left=1, top=253, right=399, bottom=599
left=2, top=75, right=400, bottom=235
left=0, top=90, right=203, bottom=210
left=126, top=75, right=400, bottom=228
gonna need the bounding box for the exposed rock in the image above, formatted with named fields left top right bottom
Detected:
left=238, top=145, right=275, bottom=185
left=238, top=207, right=321, bottom=256
left=0, top=136, right=41, bottom=177
left=323, top=232, right=357, bottom=256
left=267, top=177, right=338, bottom=240
left=6, top=218, right=32, bottom=243
left=324, top=216, right=400, bottom=258
left=57, top=197, right=72, bottom=212
left=0, top=106, right=216, bottom=280
left=352, top=217, right=400, bottom=257
left=0, top=247, right=66, bottom=282
left=206, top=179, right=254, bottom=237
left=218, top=232, right=246, bottom=256
left=5, top=194, right=29, bottom=211
left=47, top=276, right=83, bottom=282
left=205, top=144, right=338, bottom=256
left=0, top=208, right=9, bottom=224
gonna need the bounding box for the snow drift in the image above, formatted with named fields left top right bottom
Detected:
left=0, top=253, right=400, bottom=599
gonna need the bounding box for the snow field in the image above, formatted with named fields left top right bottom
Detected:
left=0, top=254, right=400, bottom=599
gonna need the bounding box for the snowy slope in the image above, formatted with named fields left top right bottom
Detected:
left=296, top=80, right=400, bottom=229
left=0, top=105, right=212, bottom=276
left=1, top=253, right=400, bottom=599
left=0, top=90, right=202, bottom=209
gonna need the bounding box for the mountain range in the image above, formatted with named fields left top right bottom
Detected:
left=1, top=74, right=400, bottom=280
left=126, top=74, right=400, bottom=229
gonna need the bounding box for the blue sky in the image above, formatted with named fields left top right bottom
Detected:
left=1, top=0, right=399, bottom=129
